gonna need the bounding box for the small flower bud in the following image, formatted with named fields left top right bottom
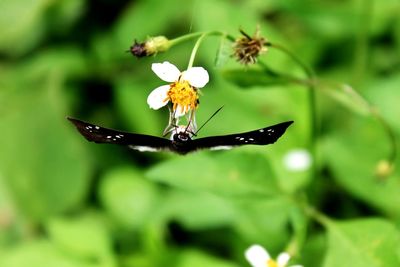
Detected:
left=129, top=36, right=171, bottom=58
left=375, top=160, right=394, bottom=179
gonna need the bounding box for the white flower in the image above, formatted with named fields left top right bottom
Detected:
left=245, top=245, right=302, bottom=267
left=147, top=61, right=209, bottom=117
left=283, top=149, right=312, bottom=172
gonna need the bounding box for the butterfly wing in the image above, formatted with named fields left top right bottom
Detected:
left=68, top=118, right=293, bottom=154
left=187, top=121, right=293, bottom=152
left=67, top=117, right=171, bottom=152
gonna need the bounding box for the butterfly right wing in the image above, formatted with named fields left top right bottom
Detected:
left=188, top=121, right=293, bottom=152
left=67, top=117, right=172, bottom=152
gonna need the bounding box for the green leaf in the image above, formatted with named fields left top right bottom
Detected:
left=0, top=240, right=101, bottom=267
left=234, top=197, right=292, bottom=251
left=113, top=0, right=191, bottom=52
left=214, top=37, right=232, bottom=68
left=98, top=167, right=159, bottom=229
left=221, top=68, right=290, bottom=88
left=323, top=118, right=400, bottom=217
left=0, top=0, right=51, bottom=55
left=289, top=204, right=309, bottom=253
left=323, top=218, right=400, bottom=267
left=364, top=74, right=400, bottom=133
left=146, top=151, right=279, bottom=197
left=301, top=233, right=326, bottom=267
left=47, top=0, right=86, bottom=35
left=0, top=62, right=92, bottom=220
left=162, top=190, right=237, bottom=229
left=46, top=213, right=115, bottom=267
left=194, top=0, right=261, bottom=37
left=176, top=249, right=240, bottom=267
left=320, top=83, right=371, bottom=116
left=113, top=77, right=164, bottom=135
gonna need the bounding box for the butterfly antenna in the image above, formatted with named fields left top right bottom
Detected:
left=194, top=106, right=224, bottom=135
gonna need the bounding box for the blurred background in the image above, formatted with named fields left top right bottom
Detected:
left=1, top=0, right=400, bottom=266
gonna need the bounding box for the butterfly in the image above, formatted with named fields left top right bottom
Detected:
left=67, top=117, right=293, bottom=155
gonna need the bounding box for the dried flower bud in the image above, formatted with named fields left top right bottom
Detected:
left=129, top=36, right=171, bottom=58
left=233, top=28, right=268, bottom=65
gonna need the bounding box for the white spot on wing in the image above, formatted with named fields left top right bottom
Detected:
left=129, top=145, right=161, bottom=152
left=210, top=146, right=233, bottom=151
left=259, top=129, right=264, bottom=132
left=95, top=126, right=100, bottom=130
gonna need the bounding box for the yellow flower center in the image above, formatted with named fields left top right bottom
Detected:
left=267, top=259, right=279, bottom=267
left=165, top=80, right=199, bottom=114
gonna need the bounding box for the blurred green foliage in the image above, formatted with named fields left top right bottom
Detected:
left=0, top=0, right=400, bottom=266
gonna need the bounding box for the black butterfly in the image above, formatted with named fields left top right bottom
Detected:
left=67, top=117, right=293, bottom=155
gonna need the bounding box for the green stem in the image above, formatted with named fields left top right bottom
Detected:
left=352, top=0, right=372, bottom=87
left=284, top=193, right=331, bottom=256
left=372, top=109, right=397, bottom=165
left=169, top=31, right=235, bottom=47
left=269, top=43, right=318, bottom=178
left=187, top=33, right=207, bottom=69
left=344, top=85, right=397, bottom=167
left=287, top=193, right=331, bottom=228
left=167, top=31, right=236, bottom=70
left=301, top=202, right=332, bottom=227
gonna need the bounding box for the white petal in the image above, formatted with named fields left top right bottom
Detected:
left=245, top=245, right=271, bottom=267
left=277, top=252, right=290, bottom=267
left=147, top=85, right=170, bottom=109
left=152, top=61, right=181, bottom=82
left=181, top=67, right=209, bottom=88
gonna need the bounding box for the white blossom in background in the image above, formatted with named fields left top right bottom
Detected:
left=147, top=61, right=209, bottom=117
left=245, top=244, right=303, bottom=267
left=283, top=149, right=312, bottom=172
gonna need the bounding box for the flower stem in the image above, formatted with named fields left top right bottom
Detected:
left=169, top=31, right=235, bottom=47
left=182, top=31, right=235, bottom=69
left=269, top=43, right=318, bottom=179
left=352, top=0, right=372, bottom=87
left=341, top=85, right=397, bottom=169
left=373, top=110, right=397, bottom=166
left=301, top=202, right=332, bottom=227
left=187, top=33, right=207, bottom=69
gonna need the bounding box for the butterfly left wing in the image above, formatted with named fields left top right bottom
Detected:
left=187, top=121, right=293, bottom=153
left=67, top=117, right=172, bottom=152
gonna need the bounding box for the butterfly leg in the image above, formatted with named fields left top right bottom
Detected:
left=163, top=105, right=179, bottom=137
left=185, top=109, right=197, bottom=134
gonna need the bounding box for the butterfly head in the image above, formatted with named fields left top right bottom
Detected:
left=171, top=125, right=195, bottom=143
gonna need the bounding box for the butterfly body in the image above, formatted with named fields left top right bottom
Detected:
left=67, top=117, right=293, bottom=155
